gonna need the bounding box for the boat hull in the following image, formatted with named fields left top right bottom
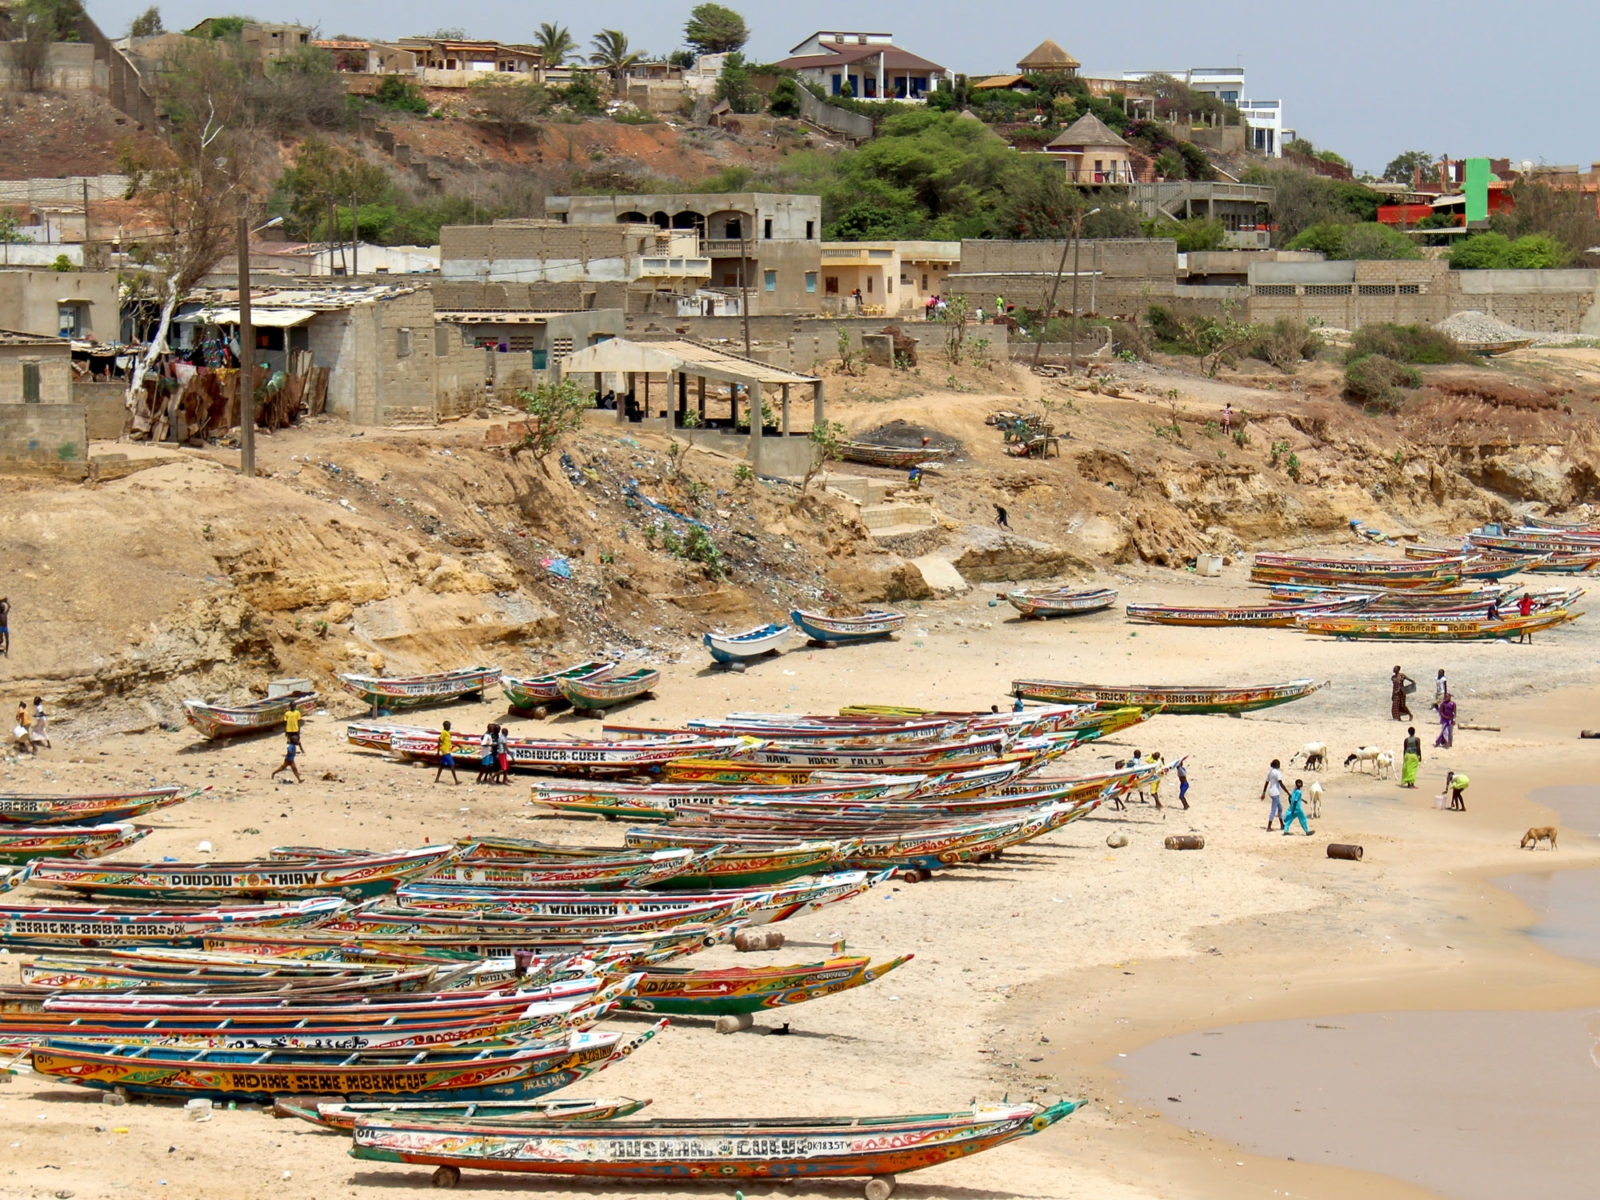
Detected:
left=790, top=609, right=905, bottom=644
left=339, top=667, right=501, bottom=711
left=1011, top=678, right=1326, bottom=714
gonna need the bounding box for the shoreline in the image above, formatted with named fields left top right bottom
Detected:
left=0, top=559, right=1596, bottom=1200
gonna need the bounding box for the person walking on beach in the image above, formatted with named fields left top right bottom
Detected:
left=1431, top=669, right=1448, bottom=711
left=1283, top=778, right=1313, bottom=835
left=1401, top=726, right=1422, bottom=788
left=30, top=697, right=49, bottom=750
left=1148, top=752, right=1164, bottom=813
left=1445, top=769, right=1469, bottom=811
left=476, top=724, right=499, bottom=784
left=1261, top=758, right=1286, bottom=831
left=12, top=700, right=33, bottom=755
left=283, top=700, right=303, bottom=750
left=0, top=597, right=9, bottom=656
left=1176, top=759, right=1190, bottom=810
left=435, top=721, right=460, bottom=785
left=1517, top=592, right=1535, bottom=642
left=1435, top=692, right=1457, bottom=749
left=270, top=736, right=302, bottom=783
left=495, top=723, right=511, bottom=784
left=1390, top=665, right=1414, bottom=721
left=994, top=503, right=1010, bottom=530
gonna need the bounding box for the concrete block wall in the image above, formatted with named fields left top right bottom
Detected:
left=1447, top=269, right=1600, bottom=334
left=0, top=43, right=96, bottom=91
left=373, top=290, right=439, bottom=424
left=0, top=349, right=71, bottom=405
left=433, top=322, right=488, bottom=419
left=306, top=311, right=358, bottom=420
left=75, top=379, right=127, bottom=438
left=0, top=403, right=88, bottom=474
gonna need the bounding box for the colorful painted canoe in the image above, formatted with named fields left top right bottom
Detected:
left=0, top=865, right=29, bottom=895
left=350, top=1099, right=1082, bottom=1185
left=502, top=663, right=614, bottom=712
left=556, top=668, right=660, bottom=713
left=27, top=1022, right=664, bottom=1103
left=791, top=608, right=905, bottom=644
left=1124, top=597, right=1369, bottom=627
left=385, top=730, right=749, bottom=773
left=25, top=844, right=458, bottom=902
left=276, top=1096, right=651, bottom=1132
left=622, top=954, right=912, bottom=1017
left=1467, top=531, right=1600, bottom=555
left=704, top=622, right=792, bottom=665
left=735, top=733, right=1013, bottom=772
left=1005, top=586, right=1118, bottom=618
left=333, top=899, right=753, bottom=940
left=339, top=666, right=502, bottom=711
left=0, top=897, right=345, bottom=950
left=1296, top=608, right=1578, bottom=640
left=1253, top=552, right=1465, bottom=574
left=0, top=823, right=152, bottom=865
left=528, top=778, right=913, bottom=823
left=1012, top=678, right=1327, bottom=715
left=183, top=691, right=317, bottom=740
left=0, top=786, right=199, bottom=827
left=839, top=441, right=952, bottom=469
left=438, top=844, right=722, bottom=892
left=618, top=839, right=854, bottom=890
left=17, top=954, right=436, bottom=995
left=607, top=715, right=953, bottom=746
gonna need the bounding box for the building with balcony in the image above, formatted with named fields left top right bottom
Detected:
left=772, top=31, right=946, bottom=101
left=1120, top=66, right=1288, bottom=158
left=818, top=242, right=961, bottom=316
left=545, top=193, right=823, bottom=315
left=1043, top=114, right=1135, bottom=185
left=439, top=220, right=709, bottom=304
left=395, top=37, right=543, bottom=87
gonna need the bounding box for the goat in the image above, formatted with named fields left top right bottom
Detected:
left=1291, top=741, right=1328, bottom=772
left=1373, top=751, right=1394, bottom=780
left=1308, top=779, right=1324, bottom=818
left=1344, top=746, right=1383, bottom=774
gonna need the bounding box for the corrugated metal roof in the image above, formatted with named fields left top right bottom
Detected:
left=559, top=338, right=819, bottom=386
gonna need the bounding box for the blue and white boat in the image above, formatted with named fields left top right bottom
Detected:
left=790, top=609, right=905, bottom=645
left=704, top=623, right=791, bottom=665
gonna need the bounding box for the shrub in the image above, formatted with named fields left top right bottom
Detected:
left=1448, top=231, right=1569, bottom=270
left=1251, top=317, right=1324, bottom=373
left=1286, top=221, right=1421, bottom=260
left=1347, top=323, right=1465, bottom=365
left=1344, top=353, right=1422, bottom=412
left=1146, top=215, right=1227, bottom=252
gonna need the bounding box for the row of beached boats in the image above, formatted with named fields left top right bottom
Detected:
left=1, top=696, right=1221, bottom=1192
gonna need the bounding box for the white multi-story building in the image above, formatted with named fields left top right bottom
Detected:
left=1120, top=67, right=1287, bottom=158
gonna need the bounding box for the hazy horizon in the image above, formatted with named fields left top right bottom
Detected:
left=88, top=0, right=1597, bottom=176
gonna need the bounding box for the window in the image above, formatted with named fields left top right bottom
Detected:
left=1305, top=284, right=1352, bottom=297
left=1253, top=284, right=1296, bottom=297
left=22, top=362, right=41, bottom=403
left=805, top=220, right=815, bottom=239
left=763, top=218, right=773, bottom=239
left=921, top=274, right=928, bottom=290
left=805, top=272, right=817, bottom=293
left=886, top=276, right=893, bottom=294
left=551, top=336, right=574, bottom=361
left=1358, top=284, right=1397, bottom=296
left=1398, top=284, right=1422, bottom=295
left=57, top=303, right=82, bottom=338
left=396, top=327, right=412, bottom=357
left=435, top=327, right=451, bottom=356
left=865, top=276, right=873, bottom=294
left=764, top=270, right=776, bottom=292
left=825, top=276, right=839, bottom=295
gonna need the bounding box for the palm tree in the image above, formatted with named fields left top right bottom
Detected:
left=533, top=22, right=575, bottom=67
left=588, top=29, right=641, bottom=87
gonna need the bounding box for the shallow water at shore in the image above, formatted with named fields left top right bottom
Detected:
left=1121, top=1008, right=1600, bottom=1200
left=1495, top=784, right=1600, bottom=965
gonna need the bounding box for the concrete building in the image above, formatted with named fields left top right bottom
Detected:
left=0, top=328, right=84, bottom=474
left=439, top=220, right=709, bottom=303
left=185, top=19, right=312, bottom=63
left=1044, top=114, right=1135, bottom=184
left=315, top=39, right=419, bottom=75
left=818, top=242, right=962, bottom=316
left=1121, top=67, right=1288, bottom=159
left=1129, top=181, right=1276, bottom=248
left=396, top=37, right=543, bottom=87
left=0, top=328, right=73, bottom=405
left=972, top=39, right=1082, bottom=93
left=947, top=239, right=1182, bottom=320
left=545, top=194, right=823, bottom=316
left=0, top=269, right=119, bottom=342
left=773, top=31, right=947, bottom=101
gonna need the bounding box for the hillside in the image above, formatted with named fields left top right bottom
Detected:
left=5, top=346, right=1597, bottom=731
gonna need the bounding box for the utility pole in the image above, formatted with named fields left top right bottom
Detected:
left=738, top=214, right=751, bottom=355
left=351, top=192, right=359, bottom=276
left=1067, top=207, right=1100, bottom=376
left=237, top=213, right=255, bottom=477
left=1032, top=236, right=1073, bottom=369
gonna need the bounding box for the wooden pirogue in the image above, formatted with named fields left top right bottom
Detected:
left=25, top=1021, right=665, bottom=1102
left=383, top=730, right=751, bottom=774
left=1249, top=554, right=1459, bottom=588
left=1124, top=597, right=1368, bottom=627
left=0, top=786, right=199, bottom=826
left=838, top=441, right=952, bottom=469
left=704, top=622, right=792, bottom=664
left=790, top=608, right=906, bottom=645
left=555, top=667, right=660, bottom=715
left=1004, top=586, right=1118, bottom=618
left=0, top=896, right=346, bottom=950
left=275, top=1095, right=651, bottom=1132
left=339, top=666, right=501, bottom=711
left=1296, top=608, right=1579, bottom=640
left=0, top=823, right=153, bottom=865
left=620, top=954, right=913, bottom=1017
left=349, top=1099, right=1084, bottom=1192
left=502, top=663, right=613, bottom=713
left=183, top=691, right=317, bottom=740
left=25, top=844, right=458, bottom=902
left=1011, top=678, right=1326, bottom=715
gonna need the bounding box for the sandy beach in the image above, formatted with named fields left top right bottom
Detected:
left=2, top=555, right=1597, bottom=1200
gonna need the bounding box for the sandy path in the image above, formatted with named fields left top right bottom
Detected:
left=1, top=555, right=1596, bottom=1200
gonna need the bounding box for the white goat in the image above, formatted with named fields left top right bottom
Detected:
left=1291, top=741, right=1328, bottom=772
left=1344, top=746, right=1383, bottom=774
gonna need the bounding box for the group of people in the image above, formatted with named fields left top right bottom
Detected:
left=10, top=697, right=49, bottom=754
left=1485, top=591, right=1540, bottom=640
left=1391, top=665, right=1457, bottom=748
left=430, top=720, right=511, bottom=786
left=921, top=294, right=949, bottom=319
left=1261, top=759, right=1316, bottom=835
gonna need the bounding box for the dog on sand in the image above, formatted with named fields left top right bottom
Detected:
left=1520, top=826, right=1558, bottom=850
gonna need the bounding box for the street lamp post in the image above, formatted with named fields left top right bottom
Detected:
left=236, top=214, right=282, bottom=478
left=1068, top=206, right=1100, bottom=377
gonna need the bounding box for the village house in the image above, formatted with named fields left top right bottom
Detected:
left=971, top=39, right=1082, bottom=94
left=772, top=31, right=947, bottom=101
left=0, top=269, right=119, bottom=342
left=818, top=242, right=961, bottom=317
left=1043, top=113, right=1136, bottom=184
left=544, top=193, right=823, bottom=316
left=0, top=327, right=72, bottom=405
left=186, top=19, right=312, bottom=62
left=0, top=328, right=88, bottom=474
left=395, top=37, right=543, bottom=87
left=314, top=39, right=419, bottom=75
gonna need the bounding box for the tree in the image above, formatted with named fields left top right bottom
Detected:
left=516, top=378, right=593, bottom=472
left=1286, top=221, right=1420, bottom=261
left=800, top=419, right=847, bottom=495
left=7, top=0, right=83, bottom=92
left=123, top=36, right=252, bottom=429
left=373, top=75, right=429, bottom=113
left=0, top=214, right=31, bottom=244
left=683, top=3, right=748, bottom=55
left=468, top=77, right=546, bottom=147
left=1448, top=231, right=1569, bottom=270
left=1147, top=215, right=1227, bottom=252
left=127, top=5, right=163, bottom=36
left=533, top=22, right=575, bottom=66
left=1383, top=150, right=1434, bottom=184
left=588, top=29, right=640, bottom=87
left=1240, top=165, right=1384, bottom=243
left=715, top=51, right=758, bottom=113
left=274, top=138, right=390, bottom=240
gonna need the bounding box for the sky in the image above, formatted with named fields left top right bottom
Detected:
left=90, top=0, right=1596, bottom=176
